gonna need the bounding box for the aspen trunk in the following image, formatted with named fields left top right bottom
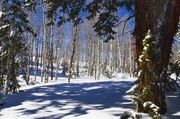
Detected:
left=41, top=1, right=48, bottom=83
left=49, top=20, right=54, bottom=80
left=55, top=26, right=63, bottom=81
left=68, top=26, right=78, bottom=83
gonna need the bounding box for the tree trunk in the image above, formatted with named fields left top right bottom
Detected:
left=41, top=1, right=48, bottom=83
left=68, top=26, right=78, bottom=83
left=93, top=38, right=97, bottom=80
left=49, top=18, right=54, bottom=80
left=134, top=0, right=180, bottom=113
left=76, top=39, right=80, bottom=77
left=34, top=29, right=40, bottom=82
left=97, top=38, right=101, bottom=79
left=55, top=26, right=63, bottom=81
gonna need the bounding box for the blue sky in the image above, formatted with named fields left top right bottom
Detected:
left=29, top=3, right=134, bottom=54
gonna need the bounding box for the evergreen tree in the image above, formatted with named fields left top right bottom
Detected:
left=127, top=30, right=162, bottom=118
left=0, top=0, right=36, bottom=93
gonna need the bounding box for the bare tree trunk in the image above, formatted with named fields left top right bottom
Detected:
left=110, top=40, right=113, bottom=72
left=27, top=33, right=32, bottom=85
left=55, top=26, right=63, bottom=81
left=49, top=19, right=54, bottom=80
left=97, top=38, right=101, bottom=79
left=88, top=36, right=94, bottom=76
left=34, top=29, right=40, bottom=82
left=128, top=31, right=132, bottom=77
left=76, top=39, right=80, bottom=77
left=126, top=22, right=133, bottom=77
left=93, top=39, right=97, bottom=80
left=68, top=26, right=78, bottom=83
left=41, top=1, right=48, bottom=83
left=55, top=48, right=60, bottom=81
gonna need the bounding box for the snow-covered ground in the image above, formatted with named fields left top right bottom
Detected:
left=0, top=74, right=179, bottom=119
left=163, top=89, right=180, bottom=119
left=0, top=75, right=135, bottom=119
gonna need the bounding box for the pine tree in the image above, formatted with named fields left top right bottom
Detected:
left=0, top=0, right=36, bottom=93
left=127, top=30, right=162, bottom=118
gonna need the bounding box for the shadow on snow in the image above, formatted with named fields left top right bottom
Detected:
left=1, top=81, right=133, bottom=119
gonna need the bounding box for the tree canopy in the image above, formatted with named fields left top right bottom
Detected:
left=46, top=0, right=134, bottom=42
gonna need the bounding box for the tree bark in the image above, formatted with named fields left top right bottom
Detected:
left=134, top=0, right=180, bottom=113
left=41, top=1, right=48, bottom=83
left=55, top=26, right=63, bottom=81
left=49, top=16, right=54, bottom=80
left=68, top=26, right=78, bottom=83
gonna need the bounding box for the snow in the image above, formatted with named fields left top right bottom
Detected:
left=163, top=89, right=180, bottom=119
left=0, top=24, right=9, bottom=30
left=0, top=77, right=134, bottom=119
left=138, top=55, right=143, bottom=63
left=138, top=70, right=142, bottom=77
left=143, top=101, right=160, bottom=115
left=126, top=84, right=138, bottom=94
left=145, top=34, right=151, bottom=39
left=0, top=71, right=179, bottom=119
left=0, top=11, right=3, bottom=18
left=145, top=59, right=150, bottom=62
left=0, top=46, right=2, bottom=52
left=24, top=0, right=31, bottom=7
left=112, top=73, right=130, bottom=79
left=10, top=30, right=14, bottom=37
left=143, top=46, right=148, bottom=51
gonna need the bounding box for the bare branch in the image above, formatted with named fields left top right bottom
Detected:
left=118, top=15, right=134, bottom=34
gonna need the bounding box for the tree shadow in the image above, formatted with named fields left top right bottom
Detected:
left=0, top=80, right=133, bottom=119
left=163, top=89, right=180, bottom=119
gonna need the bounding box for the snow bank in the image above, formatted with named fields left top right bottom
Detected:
left=112, top=72, right=131, bottom=79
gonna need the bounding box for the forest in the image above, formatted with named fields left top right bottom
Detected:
left=0, top=0, right=180, bottom=119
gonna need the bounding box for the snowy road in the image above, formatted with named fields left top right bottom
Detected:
left=0, top=79, right=133, bottom=119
